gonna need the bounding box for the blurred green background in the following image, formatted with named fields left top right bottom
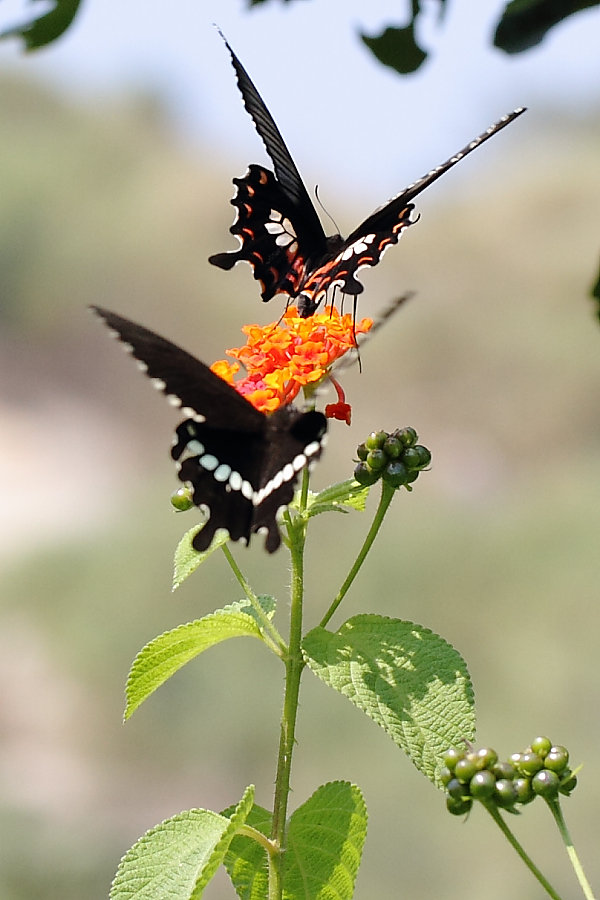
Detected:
left=1, top=34, right=600, bottom=900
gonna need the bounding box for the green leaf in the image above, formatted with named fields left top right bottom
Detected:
left=110, top=785, right=254, bottom=900
left=0, top=0, right=82, bottom=51
left=222, top=785, right=366, bottom=899
left=284, top=782, right=367, bottom=899
left=222, top=803, right=271, bottom=900
left=193, top=787, right=256, bottom=898
left=361, top=24, right=427, bottom=75
left=303, top=616, right=475, bottom=787
left=494, top=0, right=600, bottom=53
left=306, top=480, right=371, bottom=518
left=173, top=524, right=229, bottom=591
left=125, top=598, right=275, bottom=719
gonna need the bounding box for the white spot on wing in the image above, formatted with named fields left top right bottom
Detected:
left=229, top=471, right=243, bottom=491
left=304, top=440, right=321, bottom=458
left=214, top=464, right=231, bottom=482
left=182, top=405, right=205, bottom=422
left=292, top=453, right=307, bottom=471
left=199, top=453, right=218, bottom=471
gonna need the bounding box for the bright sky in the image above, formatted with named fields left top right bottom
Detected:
left=1, top=0, right=599, bottom=201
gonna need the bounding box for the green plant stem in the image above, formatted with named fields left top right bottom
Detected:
left=268, top=470, right=310, bottom=899
left=319, top=480, right=395, bottom=629
left=483, top=802, right=563, bottom=899
left=221, top=543, right=286, bottom=656
left=546, top=798, right=597, bottom=900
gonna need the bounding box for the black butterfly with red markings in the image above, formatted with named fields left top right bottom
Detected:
left=92, top=307, right=326, bottom=553
left=209, top=36, right=525, bottom=317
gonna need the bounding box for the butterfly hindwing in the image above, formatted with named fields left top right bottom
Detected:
left=174, top=406, right=326, bottom=553
left=209, top=165, right=316, bottom=302
left=93, top=306, right=327, bottom=552
left=173, top=421, right=266, bottom=551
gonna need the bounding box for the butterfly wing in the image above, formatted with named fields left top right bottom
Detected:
left=218, top=33, right=321, bottom=223
left=173, top=420, right=268, bottom=551
left=92, top=306, right=263, bottom=431
left=92, top=306, right=327, bottom=552
left=209, top=165, right=319, bottom=302
left=296, top=107, right=526, bottom=316
left=251, top=407, right=326, bottom=551
left=176, top=406, right=326, bottom=553
left=209, top=36, right=328, bottom=302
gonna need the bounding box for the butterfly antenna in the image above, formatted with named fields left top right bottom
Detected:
left=315, top=185, right=341, bottom=236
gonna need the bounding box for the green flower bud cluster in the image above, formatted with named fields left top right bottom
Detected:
left=171, top=486, right=194, bottom=512
left=441, top=737, right=577, bottom=816
left=354, top=427, right=431, bottom=489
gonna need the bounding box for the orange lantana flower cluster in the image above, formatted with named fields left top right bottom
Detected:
left=211, top=305, right=373, bottom=415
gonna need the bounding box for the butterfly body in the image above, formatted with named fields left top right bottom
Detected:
left=92, top=306, right=326, bottom=553
left=209, top=35, right=524, bottom=316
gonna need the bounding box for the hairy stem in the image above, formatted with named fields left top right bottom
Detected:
left=268, top=469, right=310, bottom=898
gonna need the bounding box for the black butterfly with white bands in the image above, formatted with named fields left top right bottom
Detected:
left=92, top=307, right=327, bottom=553
left=209, top=36, right=525, bottom=317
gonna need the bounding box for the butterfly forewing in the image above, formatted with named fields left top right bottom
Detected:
left=219, top=32, right=326, bottom=243
left=92, top=306, right=327, bottom=552
left=297, top=109, right=527, bottom=314
left=92, top=306, right=263, bottom=432
left=394, top=107, right=526, bottom=208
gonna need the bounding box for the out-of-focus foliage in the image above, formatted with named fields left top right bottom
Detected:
left=361, top=23, right=427, bottom=75
left=360, top=0, right=599, bottom=73
left=494, top=0, right=600, bottom=53
left=0, top=0, right=81, bottom=49
left=2, top=0, right=599, bottom=65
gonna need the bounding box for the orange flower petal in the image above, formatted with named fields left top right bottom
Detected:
left=211, top=304, right=372, bottom=413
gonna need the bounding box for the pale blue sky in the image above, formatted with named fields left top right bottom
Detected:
left=1, top=0, right=599, bottom=200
